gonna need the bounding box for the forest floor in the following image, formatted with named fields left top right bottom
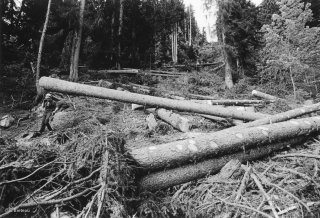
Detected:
left=1, top=68, right=320, bottom=218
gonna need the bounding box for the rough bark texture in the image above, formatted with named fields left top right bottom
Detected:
left=139, top=137, right=305, bottom=190
left=69, top=0, right=86, bottom=82
left=233, top=102, right=320, bottom=130
left=252, top=90, right=284, bottom=101
left=39, top=77, right=264, bottom=121
left=130, top=116, right=320, bottom=170
left=156, top=109, right=190, bottom=132
left=36, top=0, right=52, bottom=96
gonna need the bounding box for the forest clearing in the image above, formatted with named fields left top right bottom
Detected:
left=1, top=0, right=320, bottom=217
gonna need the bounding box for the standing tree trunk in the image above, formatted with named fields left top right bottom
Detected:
left=35, top=0, right=52, bottom=98
left=218, top=0, right=234, bottom=89
left=172, top=23, right=178, bottom=63
left=69, top=0, right=86, bottom=82
left=0, top=0, right=3, bottom=72
left=116, top=0, right=124, bottom=69
left=0, top=0, right=3, bottom=104
left=189, top=5, right=192, bottom=46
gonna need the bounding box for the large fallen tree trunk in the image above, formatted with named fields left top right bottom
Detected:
left=156, top=109, right=191, bottom=132
left=39, top=77, right=264, bottom=121
left=139, top=137, right=305, bottom=190
left=130, top=116, right=320, bottom=170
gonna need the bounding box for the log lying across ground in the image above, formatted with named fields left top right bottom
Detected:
left=252, top=90, right=284, bottom=101
left=206, top=99, right=270, bottom=106
left=97, top=69, right=139, bottom=74
left=232, top=102, right=320, bottom=130
left=156, top=109, right=191, bottom=132
left=139, top=137, right=305, bottom=190
left=130, top=116, right=320, bottom=170
left=39, top=77, right=265, bottom=121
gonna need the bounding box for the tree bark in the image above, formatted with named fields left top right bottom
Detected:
left=130, top=116, right=320, bottom=170
left=39, top=77, right=265, bottom=121
left=156, top=109, right=191, bottom=132
left=116, top=0, right=124, bottom=69
left=69, top=0, right=86, bottom=82
left=139, top=137, right=305, bottom=190
left=252, top=90, right=284, bottom=101
left=35, top=0, right=52, bottom=96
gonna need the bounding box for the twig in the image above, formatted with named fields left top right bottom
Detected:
left=250, top=172, right=279, bottom=218
left=0, top=160, right=56, bottom=186
left=274, top=153, right=320, bottom=159
left=255, top=175, right=290, bottom=216
left=235, top=166, right=252, bottom=201
left=278, top=167, right=319, bottom=186
left=0, top=185, right=101, bottom=218
left=314, top=159, right=318, bottom=178
left=84, top=191, right=99, bottom=218
left=277, top=201, right=320, bottom=216
left=43, top=167, right=101, bottom=201
left=260, top=177, right=311, bottom=212
left=95, top=184, right=106, bottom=218
left=214, top=196, right=273, bottom=218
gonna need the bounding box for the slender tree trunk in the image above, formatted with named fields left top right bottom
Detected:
left=116, top=0, right=123, bottom=69
left=0, top=0, right=3, bottom=104
left=69, top=31, right=77, bottom=77
left=35, top=0, right=52, bottom=97
left=0, top=0, right=3, bottom=71
left=189, top=5, right=192, bottom=46
left=222, top=26, right=234, bottom=89
left=69, top=0, right=86, bottom=82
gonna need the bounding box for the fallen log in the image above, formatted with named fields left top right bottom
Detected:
left=234, top=102, right=320, bottom=130
left=130, top=116, right=320, bottom=170
left=252, top=90, right=284, bottom=101
left=143, top=72, right=181, bottom=77
left=39, top=77, right=264, bottom=121
left=156, top=109, right=191, bottom=132
left=204, top=99, right=269, bottom=106
left=163, top=62, right=223, bottom=68
left=97, top=69, right=139, bottom=74
left=139, top=137, right=305, bottom=190
left=149, top=70, right=187, bottom=75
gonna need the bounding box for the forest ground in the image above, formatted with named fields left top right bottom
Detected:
left=1, top=68, right=320, bottom=217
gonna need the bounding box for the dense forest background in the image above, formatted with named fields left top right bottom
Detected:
left=0, top=0, right=320, bottom=103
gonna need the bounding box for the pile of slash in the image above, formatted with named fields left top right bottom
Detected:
left=1, top=69, right=320, bottom=218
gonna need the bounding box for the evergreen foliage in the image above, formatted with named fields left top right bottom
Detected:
left=260, top=0, right=320, bottom=98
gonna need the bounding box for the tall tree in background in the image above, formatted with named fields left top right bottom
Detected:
left=36, top=0, right=52, bottom=97
left=70, top=0, right=86, bottom=82
left=116, top=0, right=123, bottom=69
left=216, top=0, right=260, bottom=88
left=0, top=0, right=3, bottom=73
left=217, top=0, right=235, bottom=89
